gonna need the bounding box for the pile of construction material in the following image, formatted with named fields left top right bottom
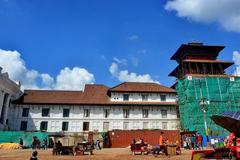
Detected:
left=0, top=143, right=20, bottom=149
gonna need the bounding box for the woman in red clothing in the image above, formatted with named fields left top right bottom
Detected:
left=197, top=133, right=203, bottom=150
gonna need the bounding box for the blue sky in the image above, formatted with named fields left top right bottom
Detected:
left=0, top=0, right=240, bottom=90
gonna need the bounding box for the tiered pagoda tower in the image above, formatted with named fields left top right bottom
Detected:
left=169, top=42, right=240, bottom=136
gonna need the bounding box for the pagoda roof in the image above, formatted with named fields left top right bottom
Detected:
left=182, top=59, right=234, bottom=64
left=170, top=43, right=225, bottom=63
left=169, top=60, right=234, bottom=77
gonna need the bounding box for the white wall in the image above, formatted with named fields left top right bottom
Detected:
left=9, top=104, right=180, bottom=133
left=110, top=92, right=176, bottom=102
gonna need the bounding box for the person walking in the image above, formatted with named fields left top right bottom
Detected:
left=96, top=140, right=101, bottom=150
left=197, top=133, right=203, bottom=150
left=191, top=134, right=196, bottom=150
left=186, top=136, right=190, bottom=149
left=19, top=138, right=23, bottom=149
left=56, top=141, right=62, bottom=155
left=43, top=138, right=48, bottom=150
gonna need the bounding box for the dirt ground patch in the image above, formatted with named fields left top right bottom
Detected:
left=0, top=148, right=192, bottom=160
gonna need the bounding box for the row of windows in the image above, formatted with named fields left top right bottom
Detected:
left=22, top=108, right=169, bottom=118
left=20, top=121, right=169, bottom=131
left=123, top=94, right=167, bottom=101
left=22, top=108, right=71, bottom=117
left=20, top=121, right=70, bottom=131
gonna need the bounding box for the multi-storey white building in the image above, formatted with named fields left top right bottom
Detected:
left=9, top=82, right=179, bottom=134
left=0, top=67, right=22, bottom=130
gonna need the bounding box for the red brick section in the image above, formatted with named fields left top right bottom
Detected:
left=108, top=130, right=180, bottom=148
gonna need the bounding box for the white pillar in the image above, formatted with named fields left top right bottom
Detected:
left=0, top=93, right=10, bottom=125
left=0, top=91, right=4, bottom=119
left=3, top=95, right=11, bottom=125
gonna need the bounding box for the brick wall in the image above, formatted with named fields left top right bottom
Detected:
left=108, top=130, right=180, bottom=148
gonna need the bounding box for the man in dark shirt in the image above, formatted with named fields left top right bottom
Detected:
left=56, top=141, right=62, bottom=155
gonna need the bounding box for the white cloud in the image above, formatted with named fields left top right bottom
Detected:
left=234, top=67, right=240, bottom=76
left=0, top=49, right=95, bottom=90
left=233, top=51, right=240, bottom=65
left=109, top=62, right=119, bottom=77
left=165, top=0, right=240, bottom=32
left=233, top=51, right=240, bottom=76
left=113, top=57, right=127, bottom=65
left=55, top=67, right=94, bottom=90
left=118, top=70, right=159, bottom=83
left=127, top=35, right=139, bottom=41
left=109, top=61, right=159, bottom=83
left=0, top=49, right=40, bottom=89
left=41, top=73, right=54, bottom=89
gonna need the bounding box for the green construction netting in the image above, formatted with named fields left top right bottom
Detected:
left=0, top=131, right=48, bottom=146
left=176, top=76, right=240, bottom=136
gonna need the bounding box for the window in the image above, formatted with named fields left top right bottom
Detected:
left=162, top=122, right=168, bottom=129
left=40, top=121, right=48, bottom=130
left=42, top=108, right=50, bottom=117
left=103, top=109, right=110, bottom=118
left=20, top=121, right=28, bottom=131
left=63, top=109, right=70, bottom=117
left=161, top=109, right=167, bottom=118
left=177, top=107, right=180, bottom=118
left=103, top=122, right=109, bottom=132
left=123, top=109, right=130, bottom=118
left=62, top=122, right=69, bottom=131
left=123, top=94, right=129, bottom=101
left=84, top=109, right=90, bottom=117
left=143, top=122, right=149, bottom=129
left=160, top=95, right=166, bottom=102
left=83, top=122, right=89, bottom=131
left=142, top=109, right=149, bottom=118
left=123, top=122, right=129, bottom=130
left=22, top=108, right=29, bottom=117
left=142, top=94, right=148, bottom=101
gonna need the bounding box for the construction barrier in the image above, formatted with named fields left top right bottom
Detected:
left=0, top=131, right=48, bottom=147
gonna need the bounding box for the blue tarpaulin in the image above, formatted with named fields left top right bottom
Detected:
left=0, top=131, right=48, bottom=146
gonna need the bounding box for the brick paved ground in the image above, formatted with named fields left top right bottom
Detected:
left=0, top=148, right=192, bottom=160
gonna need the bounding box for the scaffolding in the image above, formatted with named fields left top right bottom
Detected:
left=176, top=76, right=240, bottom=136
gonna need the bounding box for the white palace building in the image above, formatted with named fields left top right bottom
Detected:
left=8, top=82, right=180, bottom=134
left=0, top=68, right=22, bottom=131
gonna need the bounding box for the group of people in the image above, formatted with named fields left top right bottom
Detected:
left=131, top=136, right=171, bottom=156
left=152, top=136, right=170, bottom=156
left=19, top=137, right=49, bottom=150
left=210, top=136, right=227, bottom=149
left=31, top=137, right=48, bottom=149
left=182, top=132, right=238, bottom=150
left=83, top=139, right=101, bottom=150
left=182, top=133, right=203, bottom=150
left=52, top=139, right=102, bottom=155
